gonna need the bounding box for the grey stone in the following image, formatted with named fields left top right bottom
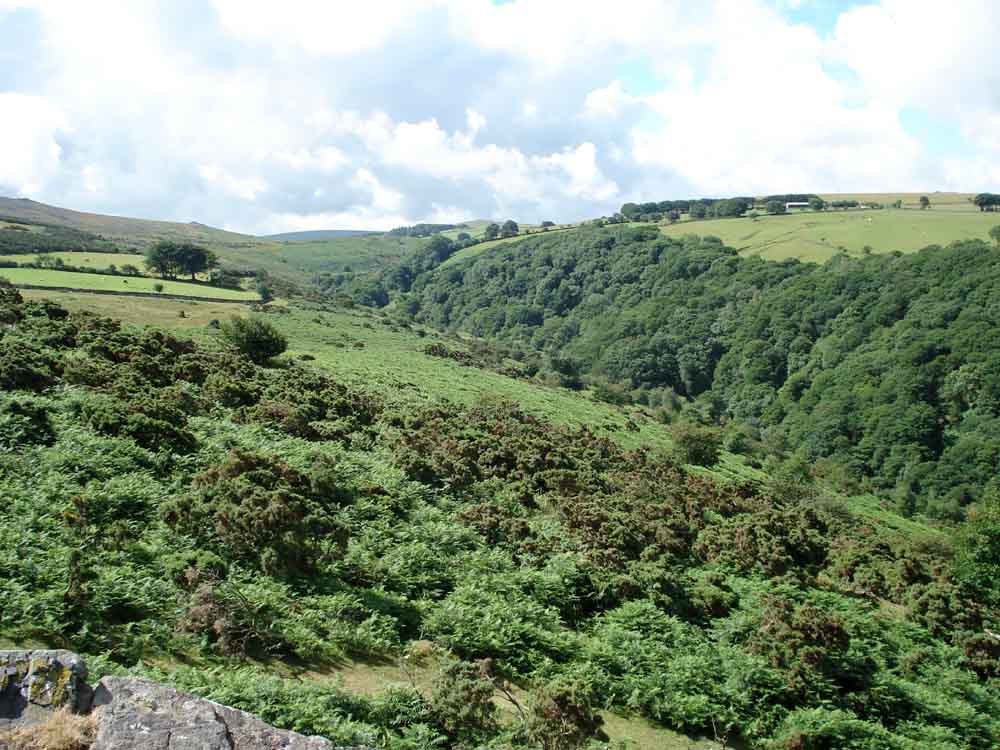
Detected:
left=91, top=676, right=334, bottom=750
left=0, top=650, right=91, bottom=727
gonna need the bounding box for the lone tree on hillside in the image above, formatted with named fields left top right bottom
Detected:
left=219, top=316, right=287, bottom=364
left=500, top=220, right=519, bottom=238
left=145, top=240, right=218, bottom=280
left=484, top=223, right=500, bottom=241
left=920, top=195, right=931, bottom=210
left=991, top=225, right=1000, bottom=247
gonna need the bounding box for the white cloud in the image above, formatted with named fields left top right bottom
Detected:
left=1, top=0, right=997, bottom=229
left=198, top=165, right=268, bottom=201
left=0, top=93, right=66, bottom=196
left=211, top=0, right=436, bottom=56
left=583, top=81, right=638, bottom=119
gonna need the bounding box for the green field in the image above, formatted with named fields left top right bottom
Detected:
left=270, top=233, right=422, bottom=275
left=19, top=289, right=251, bottom=326
left=1, top=267, right=258, bottom=300
left=0, top=251, right=144, bottom=270
left=659, top=207, right=1000, bottom=262
left=819, top=191, right=977, bottom=211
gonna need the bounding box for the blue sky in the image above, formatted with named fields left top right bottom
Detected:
left=0, top=0, right=996, bottom=233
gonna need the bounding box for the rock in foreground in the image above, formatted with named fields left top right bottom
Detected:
left=1, top=651, right=342, bottom=750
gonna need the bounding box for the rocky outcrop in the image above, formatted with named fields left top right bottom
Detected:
left=0, top=651, right=344, bottom=749
left=89, top=677, right=333, bottom=750
left=0, top=650, right=92, bottom=727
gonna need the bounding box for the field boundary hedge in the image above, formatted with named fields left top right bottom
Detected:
left=12, top=282, right=257, bottom=304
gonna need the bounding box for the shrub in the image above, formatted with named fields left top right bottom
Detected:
left=0, top=337, right=59, bottom=391
left=219, top=315, right=287, bottom=364
left=670, top=421, right=723, bottom=466
left=162, top=449, right=349, bottom=576
left=525, top=681, right=606, bottom=750
left=0, top=396, right=56, bottom=450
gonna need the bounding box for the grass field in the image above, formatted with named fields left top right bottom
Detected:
left=0, top=251, right=144, bottom=270
left=819, top=191, right=977, bottom=211
left=658, top=207, right=1000, bottom=262
left=19, top=289, right=249, bottom=326
left=1, top=268, right=258, bottom=300
left=270, top=233, right=421, bottom=275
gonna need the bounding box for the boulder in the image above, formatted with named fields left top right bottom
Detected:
left=90, top=677, right=334, bottom=750
left=0, top=652, right=357, bottom=749
left=0, top=650, right=92, bottom=727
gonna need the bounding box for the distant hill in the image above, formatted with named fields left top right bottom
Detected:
left=0, top=197, right=260, bottom=249
left=265, top=229, right=382, bottom=241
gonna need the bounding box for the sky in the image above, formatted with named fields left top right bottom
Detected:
left=0, top=0, right=997, bottom=234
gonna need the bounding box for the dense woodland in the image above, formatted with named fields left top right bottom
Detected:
left=2, top=282, right=1000, bottom=749
left=382, top=228, right=1000, bottom=520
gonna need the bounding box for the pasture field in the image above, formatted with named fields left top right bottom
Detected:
left=0, top=251, right=144, bottom=270
left=19, top=289, right=249, bottom=327
left=0, top=267, right=258, bottom=299
left=270, top=233, right=421, bottom=275
left=820, top=191, right=977, bottom=211
left=659, top=206, right=1000, bottom=262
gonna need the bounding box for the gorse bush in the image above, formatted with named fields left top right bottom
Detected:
left=219, top=315, right=288, bottom=364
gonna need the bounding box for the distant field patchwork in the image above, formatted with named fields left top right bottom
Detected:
left=659, top=208, right=1000, bottom=262
left=0, top=251, right=144, bottom=269
left=1, top=268, right=258, bottom=299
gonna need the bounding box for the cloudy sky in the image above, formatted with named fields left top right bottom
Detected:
left=0, top=1, right=996, bottom=234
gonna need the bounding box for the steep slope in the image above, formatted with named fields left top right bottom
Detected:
left=401, top=226, right=1000, bottom=517
left=1, top=283, right=998, bottom=750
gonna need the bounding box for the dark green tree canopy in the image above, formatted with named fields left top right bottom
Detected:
left=144, top=240, right=218, bottom=280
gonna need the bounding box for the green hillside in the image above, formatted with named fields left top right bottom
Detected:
left=0, top=197, right=422, bottom=289
left=4, top=195, right=1000, bottom=750
left=0, top=267, right=259, bottom=299
left=2, top=281, right=998, bottom=750
left=658, top=205, right=998, bottom=262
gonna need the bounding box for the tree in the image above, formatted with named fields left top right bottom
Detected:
left=808, top=196, right=826, bottom=211
left=145, top=241, right=180, bottom=278
left=144, top=240, right=217, bottom=280
left=456, top=232, right=472, bottom=242
left=920, top=195, right=931, bottom=210
left=620, top=202, right=640, bottom=220
left=218, top=315, right=287, bottom=364
left=689, top=203, right=708, bottom=219
left=501, top=220, right=519, bottom=238
left=541, top=221, right=556, bottom=228
left=484, top=223, right=500, bottom=241
left=990, top=225, right=1000, bottom=247
left=954, top=488, right=1000, bottom=606
left=671, top=422, right=723, bottom=467
left=178, top=244, right=218, bottom=281
left=667, top=209, right=681, bottom=224
left=766, top=199, right=787, bottom=215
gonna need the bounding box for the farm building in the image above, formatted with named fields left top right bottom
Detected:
left=785, top=202, right=809, bottom=210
